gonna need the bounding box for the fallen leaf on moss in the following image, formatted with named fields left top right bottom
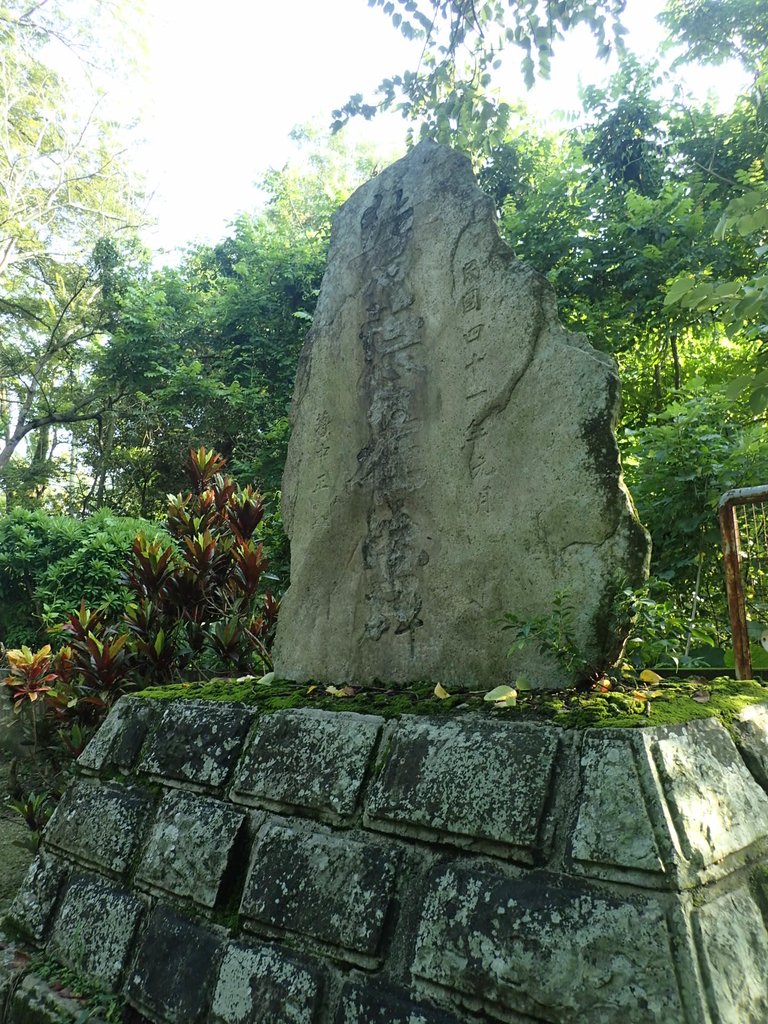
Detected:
left=640, top=669, right=663, bottom=684
left=326, top=685, right=355, bottom=698
left=484, top=685, right=517, bottom=706
left=433, top=683, right=451, bottom=699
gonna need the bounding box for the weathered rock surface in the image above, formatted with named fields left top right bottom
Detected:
left=273, top=141, right=649, bottom=689
left=3, top=695, right=768, bottom=1023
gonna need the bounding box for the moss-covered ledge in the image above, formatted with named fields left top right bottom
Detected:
left=132, top=673, right=768, bottom=733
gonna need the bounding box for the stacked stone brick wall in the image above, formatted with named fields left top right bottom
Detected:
left=3, top=696, right=768, bottom=1023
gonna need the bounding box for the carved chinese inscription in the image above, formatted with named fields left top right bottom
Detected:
left=273, top=141, right=650, bottom=689
left=354, top=186, right=425, bottom=644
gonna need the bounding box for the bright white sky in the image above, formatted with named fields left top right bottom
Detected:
left=132, top=0, right=748, bottom=256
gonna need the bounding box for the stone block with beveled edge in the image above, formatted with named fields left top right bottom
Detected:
left=732, top=702, right=768, bottom=792
left=335, top=981, right=466, bottom=1024
left=650, top=718, right=768, bottom=880
left=43, top=778, right=154, bottom=878
left=691, top=885, right=768, bottom=1024
left=77, top=696, right=160, bottom=774
left=240, top=819, right=399, bottom=964
left=138, top=700, right=254, bottom=790
left=210, top=941, right=323, bottom=1024
left=413, top=865, right=687, bottom=1024
left=124, top=905, right=224, bottom=1024
left=48, top=874, right=145, bottom=989
left=6, top=851, right=68, bottom=944
left=365, top=715, right=561, bottom=862
left=230, top=708, right=383, bottom=820
left=135, top=789, right=249, bottom=907
left=571, top=718, right=768, bottom=889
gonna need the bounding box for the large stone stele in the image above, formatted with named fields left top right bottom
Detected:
left=273, top=141, right=650, bottom=689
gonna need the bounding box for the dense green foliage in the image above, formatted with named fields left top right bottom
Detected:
left=2, top=448, right=279, bottom=835
left=53, top=133, right=380, bottom=518
left=0, top=508, right=164, bottom=647
left=0, top=1, right=145, bottom=504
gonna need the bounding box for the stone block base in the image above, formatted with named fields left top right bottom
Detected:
left=3, top=696, right=768, bottom=1023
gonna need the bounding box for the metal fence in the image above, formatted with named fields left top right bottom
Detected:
left=719, top=485, right=768, bottom=679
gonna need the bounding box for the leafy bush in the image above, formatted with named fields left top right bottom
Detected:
left=622, top=388, right=768, bottom=646
left=114, top=446, right=279, bottom=685
left=4, top=447, right=278, bottom=721
left=621, top=581, right=720, bottom=670
left=3, top=448, right=280, bottom=836
left=0, top=508, right=166, bottom=647
left=502, top=583, right=720, bottom=685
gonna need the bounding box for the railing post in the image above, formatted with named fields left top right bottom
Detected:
left=719, top=498, right=752, bottom=680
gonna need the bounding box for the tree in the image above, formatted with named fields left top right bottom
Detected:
left=74, top=132, right=381, bottom=519
left=659, top=0, right=768, bottom=387
left=482, top=64, right=759, bottom=420
left=335, top=0, right=628, bottom=158
left=0, top=0, right=146, bottom=504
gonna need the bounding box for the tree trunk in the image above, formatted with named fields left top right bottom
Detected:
left=670, top=336, right=682, bottom=391
left=95, top=403, right=116, bottom=508
left=653, top=362, right=663, bottom=411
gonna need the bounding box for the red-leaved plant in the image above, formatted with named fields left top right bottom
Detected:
left=3, top=446, right=279, bottom=747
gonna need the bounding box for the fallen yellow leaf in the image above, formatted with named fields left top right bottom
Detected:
left=433, top=683, right=451, bottom=699
left=495, top=691, right=517, bottom=707
left=484, top=685, right=517, bottom=703
left=639, top=669, right=663, bottom=684
left=325, top=685, right=356, bottom=698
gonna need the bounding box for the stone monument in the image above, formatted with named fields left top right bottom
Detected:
left=273, top=141, right=650, bottom=688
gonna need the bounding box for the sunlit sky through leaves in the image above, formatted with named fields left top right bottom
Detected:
left=132, top=0, right=748, bottom=256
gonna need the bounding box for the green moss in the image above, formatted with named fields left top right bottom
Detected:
left=136, top=678, right=258, bottom=703
left=133, top=674, right=768, bottom=732
left=135, top=676, right=466, bottom=718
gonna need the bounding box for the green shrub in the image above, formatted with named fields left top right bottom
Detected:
left=0, top=508, right=167, bottom=647
left=622, top=388, right=768, bottom=647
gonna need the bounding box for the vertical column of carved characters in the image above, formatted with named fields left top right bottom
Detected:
left=375, top=191, right=424, bottom=641
left=308, top=410, right=331, bottom=515
left=356, top=185, right=423, bottom=645
left=459, top=259, right=493, bottom=514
